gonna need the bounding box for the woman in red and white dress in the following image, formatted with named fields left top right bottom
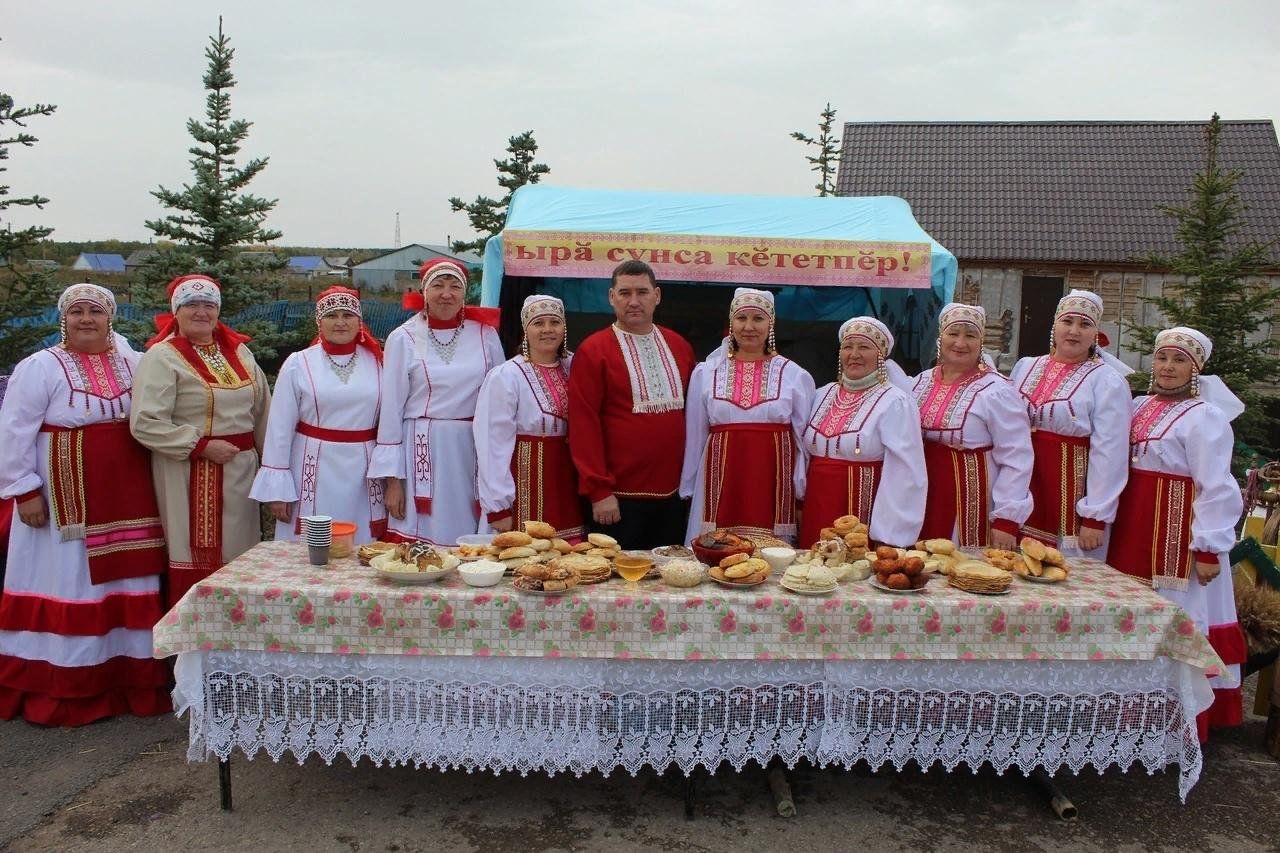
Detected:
left=0, top=284, right=170, bottom=725
left=797, top=317, right=924, bottom=548
left=912, top=303, right=1033, bottom=549
left=475, top=295, right=585, bottom=541
left=681, top=288, right=815, bottom=545
left=369, top=258, right=505, bottom=545
left=250, top=286, right=386, bottom=541
left=1010, top=290, right=1132, bottom=559
left=1108, top=326, right=1245, bottom=740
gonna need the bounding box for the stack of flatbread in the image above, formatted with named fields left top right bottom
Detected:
left=551, top=553, right=611, bottom=584
left=948, top=560, right=1013, bottom=594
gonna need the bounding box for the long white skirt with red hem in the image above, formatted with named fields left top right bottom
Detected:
left=1156, top=558, right=1246, bottom=739
left=0, top=480, right=171, bottom=726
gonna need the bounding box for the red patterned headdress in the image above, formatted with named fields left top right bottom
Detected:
left=146, top=274, right=250, bottom=350
left=400, top=258, right=499, bottom=327
left=312, top=285, right=382, bottom=363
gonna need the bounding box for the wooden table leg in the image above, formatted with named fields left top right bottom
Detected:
left=683, top=771, right=696, bottom=820
left=766, top=760, right=796, bottom=817
left=1030, top=768, right=1077, bottom=820
left=218, top=758, right=233, bottom=811
left=1267, top=658, right=1280, bottom=759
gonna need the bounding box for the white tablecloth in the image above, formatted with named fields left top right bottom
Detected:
left=175, top=651, right=1212, bottom=801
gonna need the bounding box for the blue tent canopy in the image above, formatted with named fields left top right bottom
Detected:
left=481, top=185, right=957, bottom=365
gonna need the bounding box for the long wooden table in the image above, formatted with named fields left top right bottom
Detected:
left=155, top=541, right=1227, bottom=804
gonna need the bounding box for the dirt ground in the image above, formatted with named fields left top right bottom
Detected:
left=3, top=676, right=1278, bottom=853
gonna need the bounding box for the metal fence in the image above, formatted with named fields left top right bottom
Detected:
left=4, top=300, right=416, bottom=351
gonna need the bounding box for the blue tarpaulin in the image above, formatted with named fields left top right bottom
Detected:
left=480, top=185, right=956, bottom=365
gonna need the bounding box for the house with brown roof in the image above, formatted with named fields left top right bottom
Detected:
left=836, top=120, right=1280, bottom=371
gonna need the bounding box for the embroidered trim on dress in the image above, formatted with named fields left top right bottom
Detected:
left=48, top=346, right=132, bottom=417
left=714, top=356, right=784, bottom=410
left=914, top=369, right=987, bottom=434
left=1129, top=396, right=1203, bottom=460
left=809, top=384, right=890, bottom=439
left=518, top=357, right=570, bottom=420
left=611, top=326, right=684, bottom=414
left=1019, top=356, right=1099, bottom=427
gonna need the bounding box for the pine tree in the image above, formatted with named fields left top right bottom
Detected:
left=127, top=18, right=300, bottom=367
left=448, top=130, right=550, bottom=257
left=1127, top=113, right=1280, bottom=455
left=791, top=103, right=842, bottom=197
left=0, top=82, right=59, bottom=373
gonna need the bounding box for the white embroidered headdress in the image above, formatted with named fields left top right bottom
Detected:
left=939, top=302, right=985, bottom=333
left=1055, top=289, right=1102, bottom=324
left=838, top=317, right=893, bottom=354
left=520, top=294, right=565, bottom=327
left=58, top=283, right=116, bottom=317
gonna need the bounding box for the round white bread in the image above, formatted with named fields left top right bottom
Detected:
left=493, top=531, right=534, bottom=548
left=523, top=520, right=557, bottom=540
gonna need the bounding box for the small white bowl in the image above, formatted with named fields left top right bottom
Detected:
left=458, top=533, right=496, bottom=547
left=458, top=559, right=505, bottom=587
left=760, top=546, right=797, bottom=572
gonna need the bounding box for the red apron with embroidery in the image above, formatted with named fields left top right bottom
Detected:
left=1022, top=430, right=1090, bottom=545
left=702, top=423, right=796, bottom=541
left=511, top=434, right=585, bottom=542
left=920, top=440, right=991, bottom=547
left=798, top=456, right=882, bottom=547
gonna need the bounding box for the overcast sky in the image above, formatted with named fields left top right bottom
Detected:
left=5, top=0, right=1279, bottom=248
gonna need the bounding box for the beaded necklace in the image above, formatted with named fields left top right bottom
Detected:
left=427, top=320, right=464, bottom=364
left=324, top=348, right=358, bottom=383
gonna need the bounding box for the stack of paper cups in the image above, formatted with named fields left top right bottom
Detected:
left=301, top=515, right=333, bottom=566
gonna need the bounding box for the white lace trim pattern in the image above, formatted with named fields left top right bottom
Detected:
left=176, top=652, right=1210, bottom=802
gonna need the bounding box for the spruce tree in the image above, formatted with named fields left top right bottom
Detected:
left=128, top=18, right=301, bottom=367
left=1127, top=114, right=1280, bottom=455
left=0, top=84, right=59, bottom=373
left=448, top=130, right=550, bottom=257
left=791, top=103, right=842, bottom=197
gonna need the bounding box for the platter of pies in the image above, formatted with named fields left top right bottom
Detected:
left=779, top=579, right=837, bottom=596
left=779, top=564, right=837, bottom=595
left=708, top=554, right=771, bottom=586
left=509, top=585, right=576, bottom=596
left=1021, top=573, right=1064, bottom=584
left=512, top=559, right=580, bottom=593
left=710, top=574, right=769, bottom=589
left=869, top=577, right=928, bottom=595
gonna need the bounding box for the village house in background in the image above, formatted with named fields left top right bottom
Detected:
left=124, top=248, right=156, bottom=272
left=350, top=243, right=481, bottom=291
left=70, top=252, right=125, bottom=273
left=836, top=120, right=1280, bottom=371
left=285, top=256, right=353, bottom=278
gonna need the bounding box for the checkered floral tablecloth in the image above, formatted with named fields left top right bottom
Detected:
left=153, top=540, right=1224, bottom=676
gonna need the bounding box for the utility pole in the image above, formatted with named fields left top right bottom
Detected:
left=394, top=212, right=401, bottom=249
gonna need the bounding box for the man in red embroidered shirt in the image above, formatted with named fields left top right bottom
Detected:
left=568, top=260, right=695, bottom=549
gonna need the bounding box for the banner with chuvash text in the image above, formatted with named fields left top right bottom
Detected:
left=502, top=230, right=932, bottom=289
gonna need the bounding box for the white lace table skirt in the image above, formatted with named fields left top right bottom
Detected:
left=174, top=652, right=1213, bottom=801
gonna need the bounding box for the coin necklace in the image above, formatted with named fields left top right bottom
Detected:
left=196, top=343, right=237, bottom=385
left=427, top=319, right=464, bottom=364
